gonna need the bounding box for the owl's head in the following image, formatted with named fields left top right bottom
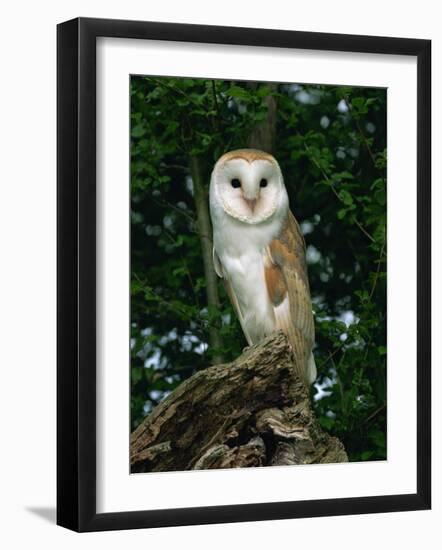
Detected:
left=209, top=149, right=288, bottom=225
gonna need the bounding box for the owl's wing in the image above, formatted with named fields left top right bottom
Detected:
left=264, top=211, right=315, bottom=381
left=213, top=248, right=253, bottom=346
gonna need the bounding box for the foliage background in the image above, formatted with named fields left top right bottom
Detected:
left=130, top=76, right=387, bottom=462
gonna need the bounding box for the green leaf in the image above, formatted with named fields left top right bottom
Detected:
left=338, top=189, right=353, bottom=206
left=131, top=124, right=146, bottom=138
left=337, top=208, right=347, bottom=219
left=351, top=96, right=369, bottom=116
left=375, top=189, right=386, bottom=206
left=227, top=85, right=251, bottom=101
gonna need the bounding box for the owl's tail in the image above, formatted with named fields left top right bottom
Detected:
left=307, top=352, right=317, bottom=385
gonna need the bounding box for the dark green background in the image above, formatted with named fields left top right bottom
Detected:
left=130, top=76, right=387, bottom=462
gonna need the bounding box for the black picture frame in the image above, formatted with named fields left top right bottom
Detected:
left=57, top=17, right=431, bottom=532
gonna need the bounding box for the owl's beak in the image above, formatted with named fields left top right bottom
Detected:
left=244, top=198, right=257, bottom=212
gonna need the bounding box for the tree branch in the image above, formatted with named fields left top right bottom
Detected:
left=189, top=155, right=224, bottom=364
left=131, top=331, right=348, bottom=472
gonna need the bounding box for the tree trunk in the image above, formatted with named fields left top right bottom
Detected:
left=247, top=84, right=278, bottom=154
left=131, top=331, right=347, bottom=472
left=189, top=154, right=223, bottom=364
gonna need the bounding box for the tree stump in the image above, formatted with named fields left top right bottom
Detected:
left=131, top=331, right=347, bottom=472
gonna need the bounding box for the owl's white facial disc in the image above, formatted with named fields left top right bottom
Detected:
left=210, top=152, right=286, bottom=225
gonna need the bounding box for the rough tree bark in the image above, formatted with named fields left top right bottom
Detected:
left=131, top=331, right=347, bottom=472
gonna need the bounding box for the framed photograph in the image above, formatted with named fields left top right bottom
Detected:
left=57, top=17, right=431, bottom=532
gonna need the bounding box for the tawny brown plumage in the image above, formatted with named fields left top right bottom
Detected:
left=265, top=212, right=315, bottom=380
left=217, top=148, right=276, bottom=165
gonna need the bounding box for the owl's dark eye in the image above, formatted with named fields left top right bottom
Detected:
left=260, top=178, right=268, bottom=188
left=231, top=178, right=241, bottom=188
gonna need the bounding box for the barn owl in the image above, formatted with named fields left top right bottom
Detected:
left=209, top=149, right=316, bottom=384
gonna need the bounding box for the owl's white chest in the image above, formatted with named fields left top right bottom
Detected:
left=213, top=215, right=283, bottom=343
